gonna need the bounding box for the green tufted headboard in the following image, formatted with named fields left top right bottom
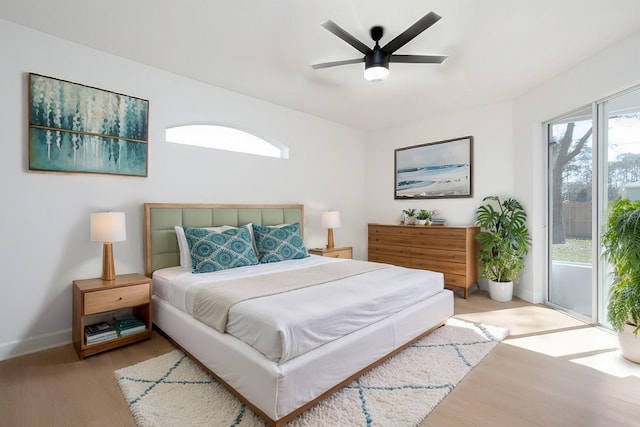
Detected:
left=144, top=203, right=304, bottom=276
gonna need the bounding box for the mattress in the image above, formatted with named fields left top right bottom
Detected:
left=152, top=288, right=454, bottom=422
left=153, top=256, right=444, bottom=363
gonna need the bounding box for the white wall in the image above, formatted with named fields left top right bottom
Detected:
left=364, top=101, right=514, bottom=231
left=363, top=102, right=514, bottom=295
left=0, top=19, right=366, bottom=360
left=364, top=29, right=640, bottom=303
left=513, top=30, right=640, bottom=303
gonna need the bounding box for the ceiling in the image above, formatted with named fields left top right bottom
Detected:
left=2, top=0, right=640, bottom=131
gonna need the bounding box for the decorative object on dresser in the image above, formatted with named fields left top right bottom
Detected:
left=475, top=196, right=531, bottom=302
left=321, top=210, right=341, bottom=249
left=90, top=211, right=127, bottom=281
left=28, top=73, right=149, bottom=177
left=402, top=208, right=417, bottom=225
left=72, top=273, right=152, bottom=359
left=416, top=209, right=436, bottom=225
left=368, top=223, right=479, bottom=298
left=395, top=136, right=473, bottom=199
left=308, top=246, right=353, bottom=259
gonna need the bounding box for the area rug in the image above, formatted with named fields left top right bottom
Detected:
left=115, top=318, right=508, bottom=427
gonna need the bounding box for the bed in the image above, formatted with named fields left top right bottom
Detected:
left=144, top=203, right=454, bottom=426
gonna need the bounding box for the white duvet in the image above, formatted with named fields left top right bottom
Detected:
left=153, top=255, right=444, bottom=363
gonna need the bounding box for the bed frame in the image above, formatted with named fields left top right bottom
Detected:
left=144, top=203, right=453, bottom=426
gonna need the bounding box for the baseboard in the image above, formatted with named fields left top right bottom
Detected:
left=0, top=329, right=71, bottom=362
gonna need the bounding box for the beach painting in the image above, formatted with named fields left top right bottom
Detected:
left=395, top=136, right=473, bottom=199
left=28, top=73, right=149, bottom=177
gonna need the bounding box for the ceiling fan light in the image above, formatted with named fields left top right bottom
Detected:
left=364, top=65, right=389, bottom=82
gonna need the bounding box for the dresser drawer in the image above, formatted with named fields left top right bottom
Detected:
left=411, top=236, right=467, bottom=250
left=411, top=247, right=467, bottom=264
left=368, top=225, right=413, bottom=237
left=411, top=259, right=469, bottom=276
left=368, top=233, right=411, bottom=247
left=368, top=253, right=412, bottom=268
left=412, top=227, right=467, bottom=239
left=84, top=283, right=150, bottom=315
left=369, top=243, right=412, bottom=257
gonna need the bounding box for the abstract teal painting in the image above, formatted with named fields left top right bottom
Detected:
left=28, top=73, right=149, bottom=177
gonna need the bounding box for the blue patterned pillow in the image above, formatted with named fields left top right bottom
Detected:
left=252, top=223, right=309, bottom=263
left=183, top=226, right=258, bottom=273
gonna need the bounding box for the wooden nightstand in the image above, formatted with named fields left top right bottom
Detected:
left=308, top=246, right=353, bottom=259
left=72, top=273, right=152, bottom=359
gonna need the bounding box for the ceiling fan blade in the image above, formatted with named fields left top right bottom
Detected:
left=390, top=54, right=447, bottom=64
left=321, top=20, right=371, bottom=54
left=381, top=12, right=442, bottom=54
left=311, top=58, right=364, bottom=70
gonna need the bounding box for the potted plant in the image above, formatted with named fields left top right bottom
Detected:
left=416, top=209, right=435, bottom=225
left=602, top=198, right=640, bottom=363
left=475, top=196, right=531, bottom=302
left=403, top=208, right=417, bottom=225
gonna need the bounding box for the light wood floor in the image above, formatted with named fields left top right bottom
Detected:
left=2, top=291, right=639, bottom=427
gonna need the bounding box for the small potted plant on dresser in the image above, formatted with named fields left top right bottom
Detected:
left=402, top=208, right=417, bottom=225
left=475, top=196, right=531, bottom=302
left=416, top=209, right=434, bottom=225
left=602, top=198, right=640, bottom=363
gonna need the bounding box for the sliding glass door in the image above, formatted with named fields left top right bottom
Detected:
left=547, top=107, right=594, bottom=319
left=546, top=87, right=640, bottom=325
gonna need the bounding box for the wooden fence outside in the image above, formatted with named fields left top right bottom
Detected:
left=563, top=202, right=591, bottom=239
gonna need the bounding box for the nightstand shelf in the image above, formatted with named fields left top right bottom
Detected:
left=308, top=246, right=353, bottom=259
left=72, top=273, right=152, bottom=359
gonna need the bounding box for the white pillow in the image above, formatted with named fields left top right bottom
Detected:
left=175, top=225, right=235, bottom=269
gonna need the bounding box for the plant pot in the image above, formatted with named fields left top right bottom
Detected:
left=416, top=219, right=427, bottom=225
left=488, top=280, right=513, bottom=302
left=618, top=322, right=640, bottom=364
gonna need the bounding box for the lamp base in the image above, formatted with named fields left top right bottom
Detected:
left=327, top=228, right=335, bottom=250
left=102, top=242, right=116, bottom=281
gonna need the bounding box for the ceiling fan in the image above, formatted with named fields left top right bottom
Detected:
left=312, top=11, right=447, bottom=82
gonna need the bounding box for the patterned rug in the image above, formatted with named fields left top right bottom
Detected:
left=115, top=318, right=508, bottom=426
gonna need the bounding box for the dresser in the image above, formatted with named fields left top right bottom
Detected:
left=368, top=224, right=479, bottom=298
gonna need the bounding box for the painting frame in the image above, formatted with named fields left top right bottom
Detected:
left=394, top=136, right=473, bottom=199
left=28, top=73, right=149, bottom=177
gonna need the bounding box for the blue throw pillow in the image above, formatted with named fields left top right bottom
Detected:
left=183, top=226, right=258, bottom=273
left=252, top=223, right=309, bottom=263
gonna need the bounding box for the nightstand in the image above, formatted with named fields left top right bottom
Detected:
left=308, top=246, right=353, bottom=259
left=72, top=273, right=152, bottom=359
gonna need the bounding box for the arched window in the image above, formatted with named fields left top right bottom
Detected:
left=165, top=125, right=288, bottom=159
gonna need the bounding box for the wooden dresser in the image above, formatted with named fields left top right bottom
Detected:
left=368, top=224, right=480, bottom=298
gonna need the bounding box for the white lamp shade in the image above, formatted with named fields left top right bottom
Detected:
left=90, top=212, right=127, bottom=242
left=364, top=66, right=389, bottom=82
left=321, top=211, right=342, bottom=229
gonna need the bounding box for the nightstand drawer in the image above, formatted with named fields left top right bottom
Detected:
left=325, top=248, right=352, bottom=258
left=308, top=246, right=353, bottom=259
left=84, top=283, right=149, bottom=315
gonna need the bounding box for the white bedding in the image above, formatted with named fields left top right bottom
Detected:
left=153, top=255, right=444, bottom=363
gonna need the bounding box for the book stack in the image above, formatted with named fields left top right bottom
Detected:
left=113, top=312, right=147, bottom=337
left=431, top=218, right=446, bottom=226
left=85, top=321, right=118, bottom=345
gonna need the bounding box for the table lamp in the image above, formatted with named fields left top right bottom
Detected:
left=321, top=211, right=341, bottom=249
left=91, top=212, right=127, bottom=281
